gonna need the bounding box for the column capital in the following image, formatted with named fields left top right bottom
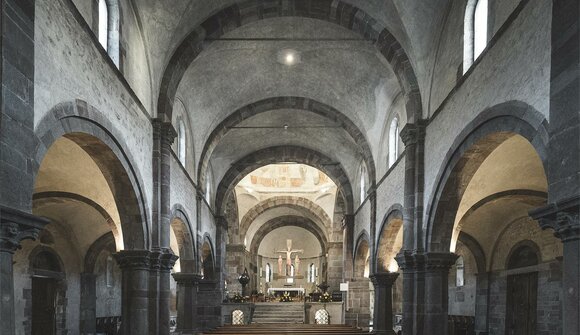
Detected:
left=341, top=214, right=355, bottom=229
left=399, top=122, right=426, bottom=146
left=0, top=206, right=50, bottom=253
left=172, top=272, right=203, bottom=285
left=113, top=250, right=152, bottom=270
left=158, top=250, right=179, bottom=272
left=423, top=252, right=458, bottom=271
left=395, top=251, right=458, bottom=272
left=152, top=118, right=178, bottom=145
left=530, top=196, right=580, bottom=242
left=370, top=272, right=399, bottom=288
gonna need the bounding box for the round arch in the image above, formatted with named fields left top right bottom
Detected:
left=353, top=230, right=370, bottom=278
left=215, top=146, right=355, bottom=215
left=200, top=234, right=216, bottom=279
left=375, top=204, right=403, bottom=272
left=249, top=216, right=328, bottom=256
left=240, top=196, right=332, bottom=237
left=33, top=100, right=150, bottom=250
left=156, top=1, right=422, bottom=124
left=425, top=101, right=549, bottom=252
left=170, top=204, right=196, bottom=272
left=197, top=97, right=377, bottom=192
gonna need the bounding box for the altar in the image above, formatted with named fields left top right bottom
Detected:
left=267, top=287, right=305, bottom=297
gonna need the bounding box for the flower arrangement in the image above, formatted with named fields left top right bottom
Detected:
left=230, top=292, right=246, bottom=303
left=319, top=291, right=332, bottom=303
left=279, top=291, right=293, bottom=302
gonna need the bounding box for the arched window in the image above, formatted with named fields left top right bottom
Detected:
left=473, top=0, right=488, bottom=59
left=98, top=0, right=109, bottom=51
left=359, top=164, right=366, bottom=205
left=205, top=176, right=211, bottom=203
left=177, top=120, right=186, bottom=164
left=308, top=263, right=316, bottom=283
left=265, top=263, right=272, bottom=283
left=96, top=0, right=120, bottom=66
left=464, top=0, right=488, bottom=73
left=388, top=117, right=399, bottom=167
left=456, top=256, right=465, bottom=287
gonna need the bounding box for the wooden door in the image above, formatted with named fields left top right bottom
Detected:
left=505, top=272, right=537, bottom=335
left=32, top=277, right=57, bottom=335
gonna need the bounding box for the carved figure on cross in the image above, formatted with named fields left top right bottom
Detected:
left=276, top=239, right=303, bottom=275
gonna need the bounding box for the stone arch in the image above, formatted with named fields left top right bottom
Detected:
left=156, top=1, right=422, bottom=124
left=33, top=100, right=150, bottom=250
left=457, top=232, right=486, bottom=275
left=354, top=230, right=370, bottom=277
left=32, top=191, right=121, bottom=250
left=425, top=101, right=549, bottom=252
left=197, top=97, right=377, bottom=193
left=505, top=240, right=541, bottom=270
left=170, top=204, right=196, bottom=272
left=215, top=146, right=354, bottom=215
left=29, top=245, right=66, bottom=276
left=84, top=232, right=116, bottom=274
left=240, top=196, right=332, bottom=237
left=249, top=216, right=328, bottom=255
left=375, top=204, right=404, bottom=272
left=200, top=234, right=216, bottom=279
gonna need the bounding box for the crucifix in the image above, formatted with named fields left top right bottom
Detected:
left=276, top=239, right=303, bottom=275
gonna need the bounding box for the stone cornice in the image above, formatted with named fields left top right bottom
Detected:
left=0, top=206, right=50, bottom=253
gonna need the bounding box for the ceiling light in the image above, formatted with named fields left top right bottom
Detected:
left=278, top=49, right=300, bottom=66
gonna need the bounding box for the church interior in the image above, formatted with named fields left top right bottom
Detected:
left=0, top=0, right=578, bottom=335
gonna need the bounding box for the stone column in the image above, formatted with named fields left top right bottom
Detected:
left=531, top=202, right=579, bottom=335
left=342, top=214, right=355, bottom=281
left=529, top=2, right=580, bottom=334
left=395, top=252, right=421, bottom=335
left=423, top=252, right=457, bottom=335
left=114, top=250, right=151, bottom=335
left=370, top=272, right=399, bottom=335
left=151, top=120, right=178, bottom=335
left=79, top=273, right=97, bottom=334
left=172, top=273, right=202, bottom=332
left=159, top=253, right=178, bottom=335
left=0, top=206, right=49, bottom=334
left=399, top=124, right=418, bottom=251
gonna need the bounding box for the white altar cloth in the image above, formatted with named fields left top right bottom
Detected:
left=267, top=287, right=305, bottom=295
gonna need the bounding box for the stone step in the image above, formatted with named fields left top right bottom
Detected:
left=252, top=303, right=305, bottom=324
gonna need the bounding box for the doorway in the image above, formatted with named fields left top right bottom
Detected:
left=505, top=272, right=537, bottom=335
left=505, top=243, right=539, bottom=335
left=32, top=277, right=57, bottom=335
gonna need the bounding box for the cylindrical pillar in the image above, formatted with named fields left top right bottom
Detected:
left=370, top=272, right=399, bottom=334
left=423, top=253, right=457, bottom=335
left=114, top=250, right=152, bottom=335
left=0, top=207, right=49, bottom=335
left=172, top=273, right=202, bottom=331
left=159, top=252, right=178, bottom=335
